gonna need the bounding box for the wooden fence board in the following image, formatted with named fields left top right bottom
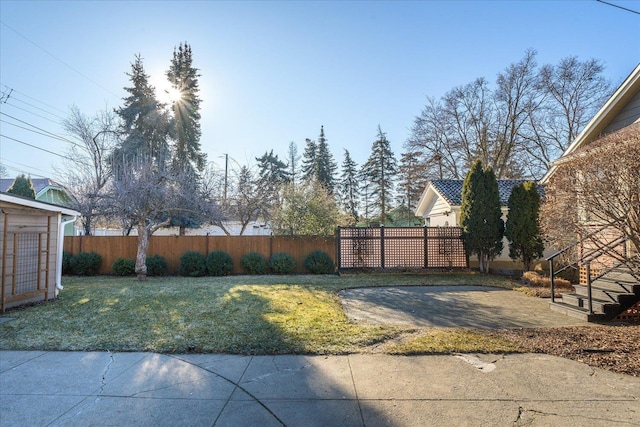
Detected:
left=63, top=235, right=336, bottom=275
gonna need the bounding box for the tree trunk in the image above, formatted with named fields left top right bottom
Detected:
left=135, top=222, right=149, bottom=281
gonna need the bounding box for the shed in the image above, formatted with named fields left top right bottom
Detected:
left=1, top=192, right=78, bottom=312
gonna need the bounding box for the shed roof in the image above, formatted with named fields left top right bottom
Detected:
left=0, top=192, right=79, bottom=216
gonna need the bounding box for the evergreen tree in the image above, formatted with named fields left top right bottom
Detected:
left=339, top=149, right=360, bottom=222
left=361, top=125, right=398, bottom=223
left=114, top=54, right=169, bottom=167
left=166, top=42, right=206, bottom=173
left=315, top=126, right=337, bottom=193
left=460, top=160, right=504, bottom=273
left=287, top=141, right=301, bottom=185
left=255, top=150, right=290, bottom=214
left=7, top=174, right=35, bottom=199
left=505, top=181, right=544, bottom=271
left=301, top=138, right=317, bottom=182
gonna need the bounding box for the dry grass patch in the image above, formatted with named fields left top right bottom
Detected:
left=383, top=329, right=521, bottom=355
left=514, top=271, right=573, bottom=298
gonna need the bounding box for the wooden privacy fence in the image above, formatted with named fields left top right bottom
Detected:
left=64, top=235, right=335, bottom=275
left=337, top=226, right=468, bottom=271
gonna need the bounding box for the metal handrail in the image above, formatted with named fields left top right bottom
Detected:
left=548, top=226, right=628, bottom=315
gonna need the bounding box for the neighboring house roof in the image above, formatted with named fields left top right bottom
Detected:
left=415, top=179, right=540, bottom=217
left=541, top=63, right=640, bottom=184
left=0, top=177, right=75, bottom=207
left=0, top=192, right=79, bottom=216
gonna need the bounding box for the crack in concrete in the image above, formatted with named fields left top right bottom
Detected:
left=98, top=351, right=114, bottom=398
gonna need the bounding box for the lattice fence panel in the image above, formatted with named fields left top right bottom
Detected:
left=383, top=228, right=424, bottom=268
left=338, top=228, right=381, bottom=268
left=338, top=227, right=467, bottom=270
left=425, top=227, right=467, bottom=268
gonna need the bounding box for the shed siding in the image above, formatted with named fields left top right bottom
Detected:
left=604, top=90, right=640, bottom=134
left=1, top=203, right=60, bottom=311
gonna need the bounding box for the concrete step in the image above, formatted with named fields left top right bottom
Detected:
left=572, top=285, right=636, bottom=303
left=600, top=269, right=639, bottom=284
left=588, top=279, right=640, bottom=294
left=560, top=293, right=619, bottom=315
left=548, top=301, right=606, bottom=322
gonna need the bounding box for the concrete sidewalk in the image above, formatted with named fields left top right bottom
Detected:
left=1, top=351, right=639, bottom=426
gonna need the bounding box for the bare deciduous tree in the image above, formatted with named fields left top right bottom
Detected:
left=541, top=124, right=640, bottom=274
left=59, top=105, right=117, bottom=235
left=406, top=51, right=612, bottom=180
left=107, top=158, right=212, bottom=280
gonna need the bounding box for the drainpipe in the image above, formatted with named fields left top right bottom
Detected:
left=56, top=214, right=77, bottom=295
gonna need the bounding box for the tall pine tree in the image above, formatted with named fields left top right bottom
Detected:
left=460, top=160, right=504, bottom=273
left=114, top=54, right=169, bottom=167
left=315, top=126, right=337, bottom=193
left=339, top=149, right=360, bottom=222
left=166, top=42, right=206, bottom=173
left=301, top=126, right=337, bottom=193
left=362, top=125, right=397, bottom=224
left=301, top=138, right=317, bottom=182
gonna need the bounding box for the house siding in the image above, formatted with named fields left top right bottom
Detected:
left=427, top=197, right=456, bottom=227
left=603, top=89, right=640, bottom=134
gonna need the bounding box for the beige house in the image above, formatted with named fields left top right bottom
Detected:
left=541, top=63, right=640, bottom=321
left=0, top=192, right=79, bottom=312
left=414, top=179, right=541, bottom=272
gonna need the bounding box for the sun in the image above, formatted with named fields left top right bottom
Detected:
left=151, top=73, right=182, bottom=104
left=165, top=86, right=183, bottom=103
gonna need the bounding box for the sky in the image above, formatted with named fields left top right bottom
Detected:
left=1, top=0, right=639, bottom=183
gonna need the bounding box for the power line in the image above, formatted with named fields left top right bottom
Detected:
left=1, top=101, right=64, bottom=126
left=596, top=0, right=640, bottom=15
left=1, top=158, right=58, bottom=179
left=0, top=21, right=121, bottom=99
left=0, top=133, right=72, bottom=159
left=0, top=85, right=68, bottom=115
left=0, top=111, right=85, bottom=150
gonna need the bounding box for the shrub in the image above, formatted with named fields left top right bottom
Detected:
left=241, top=252, right=267, bottom=275
left=304, top=250, right=335, bottom=274
left=112, top=257, right=135, bottom=276
left=269, top=252, right=296, bottom=274
left=146, top=255, right=168, bottom=276
left=70, top=252, right=102, bottom=276
left=206, top=250, right=234, bottom=276
left=178, top=251, right=207, bottom=277
left=62, top=250, right=73, bottom=275
left=522, top=271, right=571, bottom=288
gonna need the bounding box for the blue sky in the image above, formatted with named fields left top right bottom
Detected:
left=1, top=0, right=639, bottom=181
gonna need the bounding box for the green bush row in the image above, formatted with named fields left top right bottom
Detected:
left=64, top=250, right=334, bottom=277
left=177, top=250, right=333, bottom=276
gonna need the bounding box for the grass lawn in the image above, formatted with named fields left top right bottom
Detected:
left=0, top=273, right=520, bottom=355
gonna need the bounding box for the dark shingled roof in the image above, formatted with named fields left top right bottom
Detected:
left=431, top=180, right=541, bottom=206
left=0, top=178, right=64, bottom=194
